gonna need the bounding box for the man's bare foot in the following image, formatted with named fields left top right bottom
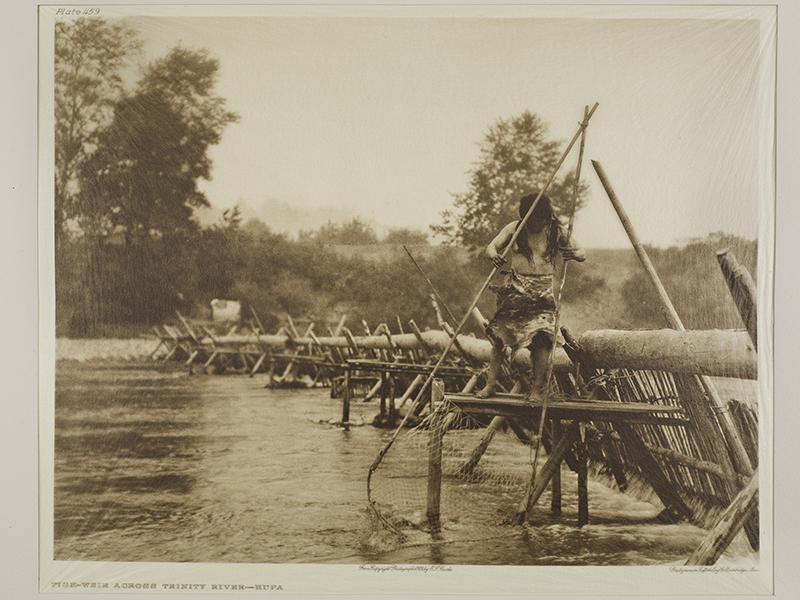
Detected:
left=527, top=389, right=544, bottom=403
left=475, top=385, right=495, bottom=399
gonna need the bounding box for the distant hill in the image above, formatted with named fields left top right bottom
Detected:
left=196, top=198, right=392, bottom=238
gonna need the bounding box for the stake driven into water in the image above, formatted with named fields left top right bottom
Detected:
left=591, top=160, right=753, bottom=479
left=366, top=103, right=599, bottom=516
left=515, top=105, right=590, bottom=524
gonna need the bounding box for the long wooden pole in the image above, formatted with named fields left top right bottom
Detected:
left=516, top=105, right=589, bottom=523
left=716, top=249, right=758, bottom=349
left=403, top=245, right=459, bottom=326
left=426, top=379, right=446, bottom=538
left=367, top=104, right=599, bottom=508
left=550, top=420, right=563, bottom=516
left=525, top=424, right=580, bottom=512
left=686, top=469, right=759, bottom=565
left=591, top=160, right=754, bottom=478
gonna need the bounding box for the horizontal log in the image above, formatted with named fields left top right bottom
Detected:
left=578, top=329, right=757, bottom=379
left=167, top=327, right=757, bottom=379
left=196, top=330, right=575, bottom=371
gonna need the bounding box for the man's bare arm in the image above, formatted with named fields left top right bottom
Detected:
left=486, top=222, right=517, bottom=269
left=559, top=233, right=586, bottom=262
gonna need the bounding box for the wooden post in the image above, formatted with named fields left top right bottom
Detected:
left=249, top=305, right=266, bottom=335
left=729, top=400, right=758, bottom=468
left=576, top=434, right=589, bottom=528
left=686, top=470, right=759, bottom=566
left=376, top=323, right=397, bottom=363
left=717, top=249, right=758, bottom=349
left=388, top=375, right=396, bottom=419
left=184, top=350, right=199, bottom=368
left=264, top=354, right=276, bottom=388
left=162, top=325, right=186, bottom=362
left=333, top=314, right=347, bottom=336
left=461, top=373, right=481, bottom=394
left=342, top=365, right=351, bottom=431
left=149, top=326, right=167, bottom=360
left=426, top=379, right=446, bottom=538
left=398, top=374, right=424, bottom=409
left=175, top=310, right=201, bottom=346
left=342, top=327, right=361, bottom=358
left=203, top=351, right=219, bottom=371
left=361, top=320, right=382, bottom=360
left=551, top=420, right=562, bottom=516
left=286, top=315, right=301, bottom=340
left=326, top=326, right=346, bottom=364
left=379, top=372, right=387, bottom=418
left=408, top=320, right=434, bottom=358
left=363, top=379, right=383, bottom=402
left=458, top=417, right=504, bottom=477
left=517, top=425, right=580, bottom=519
left=250, top=353, right=267, bottom=377
left=592, top=160, right=754, bottom=479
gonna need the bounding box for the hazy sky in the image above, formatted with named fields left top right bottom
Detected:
left=121, top=14, right=771, bottom=247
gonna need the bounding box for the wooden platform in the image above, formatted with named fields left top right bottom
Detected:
left=444, top=392, right=688, bottom=426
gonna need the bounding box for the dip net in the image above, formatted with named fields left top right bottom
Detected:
left=363, top=378, right=579, bottom=553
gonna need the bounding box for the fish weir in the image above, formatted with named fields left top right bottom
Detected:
left=150, top=250, right=760, bottom=566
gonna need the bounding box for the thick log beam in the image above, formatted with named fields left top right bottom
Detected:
left=578, top=329, right=756, bottom=380
left=218, top=329, right=569, bottom=369
left=191, top=328, right=756, bottom=379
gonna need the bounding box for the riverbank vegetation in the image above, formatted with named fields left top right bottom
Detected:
left=54, top=18, right=756, bottom=338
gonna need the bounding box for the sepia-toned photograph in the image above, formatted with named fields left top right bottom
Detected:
left=38, top=3, right=775, bottom=595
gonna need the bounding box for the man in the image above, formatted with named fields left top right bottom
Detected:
left=477, top=192, right=585, bottom=399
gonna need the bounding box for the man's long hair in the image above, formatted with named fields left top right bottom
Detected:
left=515, top=192, right=561, bottom=264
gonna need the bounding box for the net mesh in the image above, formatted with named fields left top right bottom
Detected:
left=365, top=375, right=576, bottom=551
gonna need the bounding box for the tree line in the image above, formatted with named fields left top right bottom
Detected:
left=54, top=18, right=755, bottom=338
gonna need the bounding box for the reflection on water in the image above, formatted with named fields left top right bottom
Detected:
left=54, top=362, right=755, bottom=565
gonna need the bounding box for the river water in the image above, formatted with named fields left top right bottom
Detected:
left=54, top=360, right=755, bottom=565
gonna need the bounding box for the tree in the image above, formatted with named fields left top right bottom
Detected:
left=432, top=111, right=587, bottom=249
left=81, top=46, right=239, bottom=243
left=301, top=218, right=379, bottom=245
left=54, top=18, right=141, bottom=247
left=68, top=46, right=238, bottom=330
left=383, top=227, right=429, bottom=245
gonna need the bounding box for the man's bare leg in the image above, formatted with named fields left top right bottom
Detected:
left=475, top=346, right=503, bottom=398
left=529, top=334, right=552, bottom=402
